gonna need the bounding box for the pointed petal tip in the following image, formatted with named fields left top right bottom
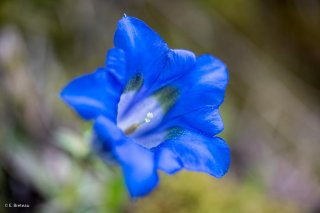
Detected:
left=119, top=13, right=134, bottom=22
left=118, top=15, right=144, bottom=27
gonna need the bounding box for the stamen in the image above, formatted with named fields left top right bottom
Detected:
left=124, top=123, right=139, bottom=135
left=124, top=112, right=154, bottom=135
left=144, top=112, right=154, bottom=123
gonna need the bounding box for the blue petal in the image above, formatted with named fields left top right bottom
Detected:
left=162, top=108, right=224, bottom=137
left=154, top=148, right=182, bottom=175
left=115, top=138, right=159, bottom=197
left=114, top=16, right=169, bottom=86
left=94, top=116, right=159, bottom=197
left=151, top=54, right=227, bottom=136
left=117, top=48, right=196, bottom=122
left=150, top=49, right=196, bottom=91
left=105, top=48, right=128, bottom=88
left=60, top=48, right=126, bottom=121
left=155, top=130, right=230, bottom=177
left=168, top=54, right=228, bottom=117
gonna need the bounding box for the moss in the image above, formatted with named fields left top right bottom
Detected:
left=130, top=172, right=301, bottom=213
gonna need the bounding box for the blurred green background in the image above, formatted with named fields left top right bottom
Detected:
left=0, top=0, right=319, bottom=212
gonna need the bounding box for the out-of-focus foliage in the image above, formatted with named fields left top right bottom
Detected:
left=131, top=172, right=300, bottom=213
left=0, top=0, right=319, bottom=212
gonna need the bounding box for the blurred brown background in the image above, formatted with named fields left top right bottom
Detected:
left=0, top=0, right=319, bottom=212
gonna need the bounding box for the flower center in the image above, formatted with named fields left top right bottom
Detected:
left=116, top=81, right=177, bottom=148
left=117, top=90, right=163, bottom=140
left=124, top=112, right=154, bottom=135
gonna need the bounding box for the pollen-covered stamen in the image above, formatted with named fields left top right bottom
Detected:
left=124, top=112, right=154, bottom=135
left=144, top=112, right=154, bottom=123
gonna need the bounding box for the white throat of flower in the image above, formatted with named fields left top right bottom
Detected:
left=124, top=112, right=154, bottom=135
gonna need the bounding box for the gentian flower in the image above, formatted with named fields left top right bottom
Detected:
left=60, top=16, right=230, bottom=197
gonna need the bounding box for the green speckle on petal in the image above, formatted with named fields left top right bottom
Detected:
left=154, top=86, right=179, bottom=112
left=166, top=128, right=185, bottom=140
left=124, top=73, right=143, bottom=92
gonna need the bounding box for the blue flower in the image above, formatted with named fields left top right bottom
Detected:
left=60, top=16, right=230, bottom=197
